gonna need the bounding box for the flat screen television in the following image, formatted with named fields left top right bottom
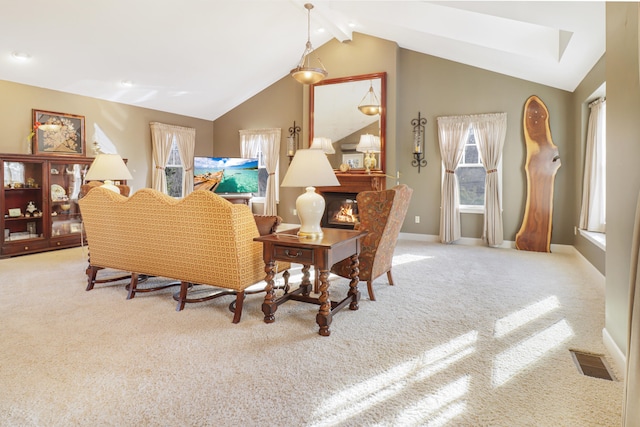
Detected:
left=193, top=157, right=259, bottom=194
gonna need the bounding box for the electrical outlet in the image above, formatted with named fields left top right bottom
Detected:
left=574, top=226, right=577, bottom=235
left=293, top=208, right=297, bottom=216
left=415, top=215, right=420, bottom=224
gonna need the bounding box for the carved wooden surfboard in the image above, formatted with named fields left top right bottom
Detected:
left=515, top=95, right=561, bottom=252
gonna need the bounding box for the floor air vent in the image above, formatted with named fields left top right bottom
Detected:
left=570, top=350, right=616, bottom=381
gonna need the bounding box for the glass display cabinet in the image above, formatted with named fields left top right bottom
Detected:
left=1, top=153, right=94, bottom=257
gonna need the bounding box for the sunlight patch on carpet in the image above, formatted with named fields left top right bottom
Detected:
left=392, top=253, right=433, bottom=266
left=494, top=295, right=560, bottom=338
left=309, top=331, right=477, bottom=427
left=492, top=319, right=574, bottom=387
left=395, top=375, right=470, bottom=427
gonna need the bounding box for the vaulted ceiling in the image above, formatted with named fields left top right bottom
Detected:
left=0, top=1, right=605, bottom=121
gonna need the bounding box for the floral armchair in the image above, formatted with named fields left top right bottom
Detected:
left=330, top=184, right=413, bottom=301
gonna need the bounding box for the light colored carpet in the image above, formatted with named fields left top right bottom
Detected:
left=0, top=240, right=623, bottom=426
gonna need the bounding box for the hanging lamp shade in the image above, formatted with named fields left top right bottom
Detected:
left=290, top=3, right=327, bottom=85
left=358, top=81, right=381, bottom=116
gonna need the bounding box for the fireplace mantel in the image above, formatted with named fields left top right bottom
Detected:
left=316, top=171, right=386, bottom=194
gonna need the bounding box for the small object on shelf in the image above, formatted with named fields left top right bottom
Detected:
left=26, top=201, right=37, bottom=214
left=8, top=231, right=30, bottom=241
left=60, top=203, right=71, bottom=212
left=339, top=163, right=350, bottom=172
left=51, top=184, right=66, bottom=201
left=26, top=178, right=36, bottom=188
left=8, top=208, right=21, bottom=218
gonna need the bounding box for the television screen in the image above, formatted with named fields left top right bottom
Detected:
left=193, top=157, right=259, bottom=194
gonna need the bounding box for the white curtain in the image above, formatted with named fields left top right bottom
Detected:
left=239, top=128, right=281, bottom=215
left=437, top=116, right=471, bottom=243
left=579, top=98, right=606, bottom=232
left=174, top=127, right=196, bottom=196
left=624, top=191, right=640, bottom=426
left=150, top=122, right=196, bottom=195
left=473, top=113, right=507, bottom=247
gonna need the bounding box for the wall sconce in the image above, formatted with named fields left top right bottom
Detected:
left=287, top=121, right=301, bottom=164
left=411, top=112, right=427, bottom=173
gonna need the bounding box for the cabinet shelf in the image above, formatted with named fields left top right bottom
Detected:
left=4, top=216, right=44, bottom=222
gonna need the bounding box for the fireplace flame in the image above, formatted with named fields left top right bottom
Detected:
left=333, top=203, right=358, bottom=224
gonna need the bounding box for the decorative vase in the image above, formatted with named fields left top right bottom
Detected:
left=26, top=137, right=32, bottom=154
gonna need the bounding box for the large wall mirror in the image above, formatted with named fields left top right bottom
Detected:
left=310, top=72, right=386, bottom=173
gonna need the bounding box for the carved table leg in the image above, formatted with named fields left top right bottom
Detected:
left=316, top=269, right=333, bottom=336
left=348, top=253, right=361, bottom=311
left=300, top=264, right=312, bottom=296
left=262, top=260, right=277, bottom=323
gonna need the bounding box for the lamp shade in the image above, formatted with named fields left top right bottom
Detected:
left=281, top=149, right=339, bottom=188
left=85, top=154, right=133, bottom=194
left=309, top=137, right=335, bottom=154
left=281, top=149, right=339, bottom=238
left=356, top=134, right=381, bottom=153
left=85, top=154, right=133, bottom=181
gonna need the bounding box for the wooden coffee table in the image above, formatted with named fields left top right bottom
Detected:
left=254, top=228, right=367, bottom=336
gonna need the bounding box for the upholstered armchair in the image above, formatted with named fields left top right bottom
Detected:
left=330, top=184, right=413, bottom=301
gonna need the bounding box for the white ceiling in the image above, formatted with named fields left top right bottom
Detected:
left=0, top=1, right=605, bottom=121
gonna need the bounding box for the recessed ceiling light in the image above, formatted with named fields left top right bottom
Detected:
left=120, top=80, right=134, bottom=87
left=11, top=51, right=31, bottom=61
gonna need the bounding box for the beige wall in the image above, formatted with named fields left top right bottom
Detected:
left=216, top=32, right=576, bottom=242
left=214, top=33, right=399, bottom=221
left=605, top=2, right=640, bottom=356
left=0, top=80, right=214, bottom=191
left=397, top=50, right=574, bottom=241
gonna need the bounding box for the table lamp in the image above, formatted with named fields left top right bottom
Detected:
left=356, top=134, right=381, bottom=173
left=281, top=149, right=339, bottom=238
left=84, top=154, right=133, bottom=194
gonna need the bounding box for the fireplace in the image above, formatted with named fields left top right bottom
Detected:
left=322, top=192, right=359, bottom=229
left=316, top=170, right=386, bottom=229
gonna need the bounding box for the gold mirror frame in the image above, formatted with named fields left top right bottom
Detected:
left=310, top=72, right=386, bottom=172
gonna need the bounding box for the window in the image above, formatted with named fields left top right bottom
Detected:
left=455, top=128, right=486, bottom=212
left=165, top=141, right=183, bottom=198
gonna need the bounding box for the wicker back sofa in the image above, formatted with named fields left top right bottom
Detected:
left=79, top=187, right=289, bottom=322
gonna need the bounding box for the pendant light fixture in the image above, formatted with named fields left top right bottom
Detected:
left=290, top=3, right=328, bottom=85
left=358, top=81, right=381, bottom=116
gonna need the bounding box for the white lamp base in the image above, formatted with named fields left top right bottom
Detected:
left=101, top=180, right=121, bottom=194
left=296, top=186, right=325, bottom=239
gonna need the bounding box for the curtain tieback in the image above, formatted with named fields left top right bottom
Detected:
left=155, top=166, right=165, bottom=170
left=445, top=169, right=455, bottom=174
left=487, top=169, right=497, bottom=174
left=184, top=168, right=193, bottom=172
left=268, top=172, right=275, bottom=176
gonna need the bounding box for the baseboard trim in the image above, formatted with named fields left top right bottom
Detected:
left=603, top=327, right=626, bottom=380
left=399, top=233, right=575, bottom=253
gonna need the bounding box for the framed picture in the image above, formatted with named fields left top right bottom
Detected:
left=342, top=153, right=364, bottom=169
left=32, top=109, right=85, bottom=156
left=70, top=223, right=82, bottom=233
